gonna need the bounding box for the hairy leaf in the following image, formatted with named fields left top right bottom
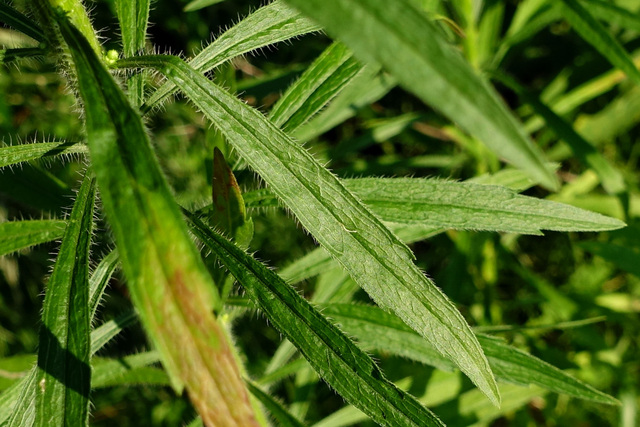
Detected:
left=35, top=174, right=95, bottom=427
left=119, top=54, right=500, bottom=405
left=0, top=141, right=87, bottom=169
left=0, top=219, right=66, bottom=257
left=57, top=18, right=258, bottom=426
left=186, top=212, right=445, bottom=427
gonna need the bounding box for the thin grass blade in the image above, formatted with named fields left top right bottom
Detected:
left=88, top=250, right=119, bottom=319
left=493, top=72, right=626, bottom=195
left=186, top=212, right=445, bottom=426
left=0, top=141, right=87, bottom=169
left=142, top=1, right=320, bottom=111
left=582, top=0, right=640, bottom=33
left=120, top=54, right=500, bottom=405
left=56, top=18, right=258, bottom=426
left=282, top=0, right=558, bottom=190
left=561, top=0, right=640, bottom=87
left=35, top=174, right=96, bottom=427
left=0, top=219, right=66, bottom=257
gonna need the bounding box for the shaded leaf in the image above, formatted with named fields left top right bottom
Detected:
left=185, top=211, right=445, bottom=426
left=35, top=174, right=96, bottom=427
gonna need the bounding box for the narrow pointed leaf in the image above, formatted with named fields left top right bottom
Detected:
left=211, top=147, right=253, bottom=249
left=90, top=311, right=137, bottom=355
left=0, top=219, right=66, bottom=257
left=142, top=1, right=320, bottom=111
left=0, top=141, right=87, bottom=169
left=186, top=212, right=444, bottom=427
left=35, top=174, right=96, bottom=427
left=91, top=352, right=168, bottom=388
left=345, top=178, right=625, bottom=234
left=293, top=64, right=394, bottom=142
left=324, top=304, right=620, bottom=406
left=581, top=0, right=640, bottom=33
left=269, top=42, right=362, bottom=132
left=184, top=0, right=228, bottom=12
left=561, top=0, right=640, bottom=87
left=0, top=47, right=46, bottom=63
left=281, top=0, right=558, bottom=190
left=56, top=18, right=258, bottom=426
left=245, top=381, right=306, bottom=427
left=119, top=54, right=500, bottom=405
left=88, top=250, right=119, bottom=319
left=0, top=3, right=46, bottom=42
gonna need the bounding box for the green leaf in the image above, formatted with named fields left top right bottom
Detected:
left=0, top=47, right=47, bottom=63
left=115, top=0, right=151, bottom=106
left=493, top=72, right=626, bottom=195
left=0, top=219, right=66, bottom=257
left=293, top=64, right=394, bottom=142
left=323, top=304, right=620, bottom=405
left=5, top=368, right=38, bottom=427
left=119, top=54, right=500, bottom=405
left=269, top=42, right=362, bottom=133
left=281, top=0, right=558, bottom=190
left=90, top=311, right=137, bottom=355
left=345, top=178, right=626, bottom=234
left=582, top=0, right=640, bottom=33
left=0, top=3, right=46, bottom=42
left=560, top=0, right=640, bottom=87
left=56, top=18, right=259, bottom=426
left=579, top=241, right=640, bottom=278
left=91, top=352, right=169, bottom=388
left=211, top=147, right=253, bottom=249
left=142, top=0, right=320, bottom=112
left=239, top=176, right=624, bottom=234
left=88, top=250, right=119, bottom=319
left=185, top=212, right=445, bottom=427
left=35, top=174, right=96, bottom=427
left=245, top=381, right=305, bottom=427
left=183, top=0, right=228, bottom=12
left=0, top=141, right=87, bottom=169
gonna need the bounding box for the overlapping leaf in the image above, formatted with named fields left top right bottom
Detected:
left=281, top=0, right=558, bottom=189
left=118, top=54, right=500, bottom=405
left=56, top=18, right=258, bottom=426
left=186, top=211, right=445, bottom=426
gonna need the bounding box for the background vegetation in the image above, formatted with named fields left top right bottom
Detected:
left=1, top=0, right=639, bottom=425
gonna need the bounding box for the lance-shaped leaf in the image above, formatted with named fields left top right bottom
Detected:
left=561, top=0, right=640, bottom=87
left=0, top=141, right=87, bottom=169
left=115, top=0, right=151, bottom=106
left=56, top=19, right=258, bottom=426
left=1, top=47, right=47, bottom=63
left=211, top=147, right=253, bottom=249
left=245, top=381, right=305, bottom=427
left=185, top=211, right=445, bottom=427
left=345, top=178, right=625, bottom=234
left=118, top=54, right=501, bottom=405
left=224, top=177, right=625, bottom=235
left=0, top=3, right=46, bottom=42
left=323, top=304, right=619, bottom=406
left=35, top=174, right=95, bottom=427
left=142, top=0, right=320, bottom=112
left=0, top=219, right=66, bottom=257
left=281, top=0, right=558, bottom=190
left=184, top=0, right=228, bottom=12
left=269, top=42, right=362, bottom=133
